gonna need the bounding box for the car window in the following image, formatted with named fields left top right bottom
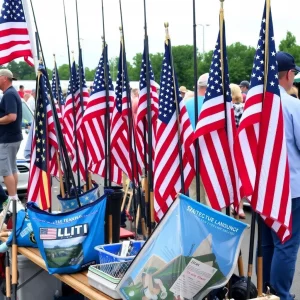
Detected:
left=22, top=102, right=33, bottom=128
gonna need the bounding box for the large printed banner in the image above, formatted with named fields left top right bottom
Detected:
left=118, top=194, right=248, bottom=300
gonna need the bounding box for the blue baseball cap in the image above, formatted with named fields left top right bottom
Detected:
left=276, top=51, right=300, bottom=72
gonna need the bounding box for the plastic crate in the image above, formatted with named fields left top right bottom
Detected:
left=95, top=240, right=145, bottom=264
left=89, top=261, right=131, bottom=284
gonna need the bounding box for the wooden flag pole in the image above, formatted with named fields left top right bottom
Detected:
left=118, top=26, right=138, bottom=235
left=75, top=0, right=90, bottom=190
left=192, top=0, right=201, bottom=202
left=57, top=151, right=65, bottom=198
left=164, top=23, right=186, bottom=194
left=5, top=251, right=11, bottom=300
left=53, top=55, right=66, bottom=199
left=256, top=0, right=271, bottom=296
left=119, top=0, right=146, bottom=237
left=101, top=0, right=112, bottom=187
left=142, top=0, right=155, bottom=234
left=62, top=0, right=82, bottom=192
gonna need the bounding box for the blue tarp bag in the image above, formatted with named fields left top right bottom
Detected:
left=57, top=182, right=100, bottom=212
left=27, top=194, right=107, bottom=274
left=5, top=209, right=38, bottom=248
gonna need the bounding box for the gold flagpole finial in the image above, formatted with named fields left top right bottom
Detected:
left=53, top=54, right=56, bottom=65
left=164, top=22, right=170, bottom=41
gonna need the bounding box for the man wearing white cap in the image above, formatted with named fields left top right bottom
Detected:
left=185, top=73, right=208, bottom=130
left=0, top=69, right=23, bottom=201
left=184, top=73, right=209, bottom=205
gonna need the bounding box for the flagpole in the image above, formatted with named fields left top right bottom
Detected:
left=219, top=1, right=231, bottom=217
left=165, top=23, right=186, bottom=194
left=101, top=0, right=111, bottom=187
left=62, top=0, right=82, bottom=192
left=118, top=0, right=145, bottom=237
left=143, top=0, right=155, bottom=233
left=54, top=55, right=66, bottom=198
left=28, top=0, right=80, bottom=204
left=53, top=55, right=62, bottom=110
left=75, top=0, right=90, bottom=189
left=22, top=0, right=39, bottom=72
left=255, top=0, right=271, bottom=296
left=192, top=0, right=201, bottom=202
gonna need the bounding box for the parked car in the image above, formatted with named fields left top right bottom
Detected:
left=0, top=101, right=33, bottom=199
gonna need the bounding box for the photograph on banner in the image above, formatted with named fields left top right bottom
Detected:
left=117, top=194, right=248, bottom=300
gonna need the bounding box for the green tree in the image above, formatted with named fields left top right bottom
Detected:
left=279, top=31, right=300, bottom=65
left=226, top=42, right=256, bottom=84
left=5, top=61, right=36, bottom=80
left=84, top=67, right=95, bottom=81
left=109, top=57, right=118, bottom=81
left=58, top=64, right=70, bottom=80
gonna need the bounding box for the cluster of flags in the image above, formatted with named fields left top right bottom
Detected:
left=1, top=0, right=292, bottom=242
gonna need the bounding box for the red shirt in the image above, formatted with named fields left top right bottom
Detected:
left=18, top=90, right=24, bottom=98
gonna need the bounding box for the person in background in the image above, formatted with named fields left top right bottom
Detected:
left=185, top=73, right=208, bottom=130
left=183, top=90, right=194, bottom=103
left=230, top=83, right=244, bottom=128
left=261, top=51, right=300, bottom=300
left=239, top=80, right=250, bottom=95
left=179, top=86, right=187, bottom=99
left=131, top=88, right=139, bottom=124
left=26, top=89, right=36, bottom=112
left=185, top=73, right=209, bottom=206
left=229, top=83, right=246, bottom=219
left=239, top=80, right=249, bottom=102
left=0, top=69, right=23, bottom=204
left=23, top=93, right=30, bottom=102
left=288, top=85, right=299, bottom=99
left=18, top=85, right=24, bottom=99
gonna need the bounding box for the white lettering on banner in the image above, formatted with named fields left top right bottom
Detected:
left=57, top=224, right=89, bottom=239
left=186, top=206, right=239, bottom=233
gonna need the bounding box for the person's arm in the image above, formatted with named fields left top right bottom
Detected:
left=293, top=103, right=300, bottom=151
left=0, top=93, right=18, bottom=125
left=0, top=114, right=17, bottom=124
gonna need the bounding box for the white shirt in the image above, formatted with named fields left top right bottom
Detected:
left=27, top=96, right=35, bottom=112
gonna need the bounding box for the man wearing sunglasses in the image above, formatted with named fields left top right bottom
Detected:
left=261, top=51, right=300, bottom=300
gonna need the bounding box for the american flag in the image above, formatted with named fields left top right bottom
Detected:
left=234, top=3, right=291, bottom=242
left=82, top=45, right=122, bottom=184
left=111, top=42, right=138, bottom=184
left=194, top=20, right=238, bottom=211
left=153, top=39, right=195, bottom=220
left=0, top=0, right=34, bottom=66
left=50, top=62, right=65, bottom=178
left=28, top=67, right=55, bottom=210
left=40, top=228, right=57, bottom=240
left=52, top=62, right=65, bottom=114
left=70, top=52, right=89, bottom=181
left=135, top=45, right=159, bottom=178
left=63, top=61, right=77, bottom=155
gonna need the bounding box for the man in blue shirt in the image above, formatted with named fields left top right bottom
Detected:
left=185, top=73, right=208, bottom=130
left=184, top=73, right=209, bottom=205
left=262, top=52, right=300, bottom=300
left=0, top=69, right=22, bottom=201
